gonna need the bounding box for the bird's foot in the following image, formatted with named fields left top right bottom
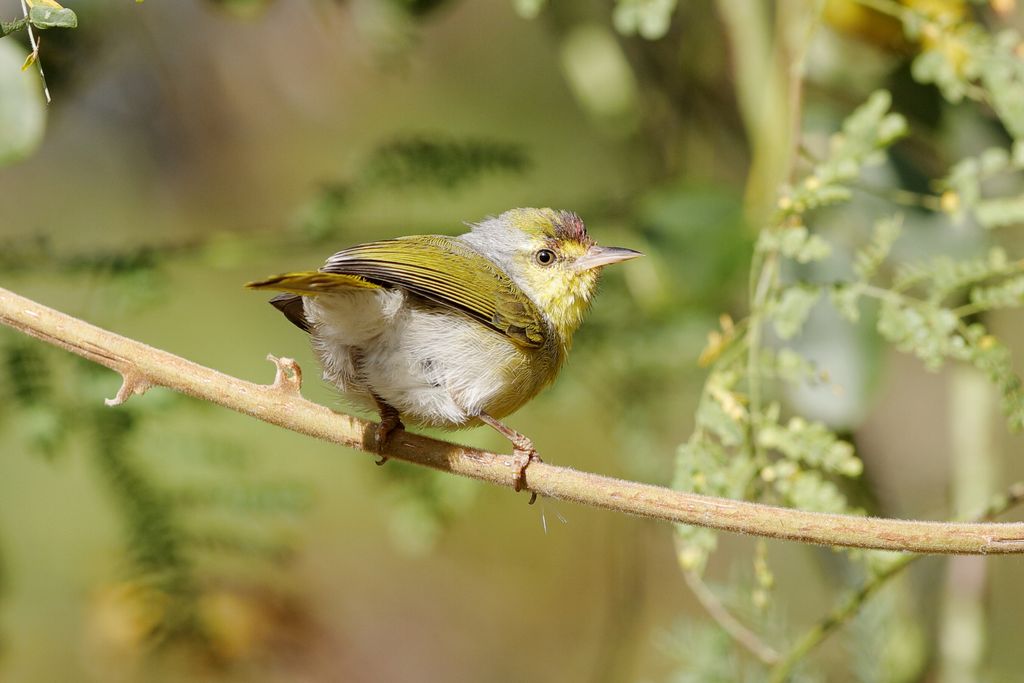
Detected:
left=373, top=398, right=404, bottom=466
left=477, top=412, right=542, bottom=504
left=511, top=437, right=542, bottom=505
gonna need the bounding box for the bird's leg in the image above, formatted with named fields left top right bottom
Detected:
left=477, top=412, right=541, bottom=503
left=372, top=394, right=404, bottom=466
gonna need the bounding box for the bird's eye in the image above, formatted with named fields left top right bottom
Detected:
left=535, top=249, right=556, bottom=266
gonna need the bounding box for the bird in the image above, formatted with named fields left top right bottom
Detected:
left=246, top=207, right=641, bottom=492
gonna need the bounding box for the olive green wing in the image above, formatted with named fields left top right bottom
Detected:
left=321, top=235, right=547, bottom=348
left=246, top=271, right=382, bottom=295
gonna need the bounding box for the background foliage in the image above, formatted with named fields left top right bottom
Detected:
left=2, top=0, right=1024, bottom=681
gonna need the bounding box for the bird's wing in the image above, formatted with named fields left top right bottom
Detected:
left=247, top=271, right=382, bottom=295
left=319, top=235, right=547, bottom=348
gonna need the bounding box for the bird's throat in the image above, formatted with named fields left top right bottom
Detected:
left=529, top=270, right=598, bottom=349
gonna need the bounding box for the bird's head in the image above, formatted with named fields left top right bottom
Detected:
left=461, top=208, right=642, bottom=343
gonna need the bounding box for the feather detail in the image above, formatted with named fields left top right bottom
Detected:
left=321, top=235, right=548, bottom=349
left=246, top=271, right=381, bottom=295
left=269, top=293, right=311, bottom=332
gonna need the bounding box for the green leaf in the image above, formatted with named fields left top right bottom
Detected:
left=760, top=224, right=832, bottom=263
left=830, top=283, right=862, bottom=323
left=769, top=285, right=821, bottom=340
left=963, top=330, right=1024, bottom=431
left=941, top=145, right=1024, bottom=227
left=760, top=347, right=823, bottom=384
left=815, top=90, right=908, bottom=185
left=910, top=23, right=987, bottom=103
left=982, top=30, right=1024, bottom=139
left=696, top=393, right=745, bottom=447
left=756, top=412, right=862, bottom=477
left=854, top=215, right=902, bottom=281
left=928, top=248, right=1010, bottom=301
left=876, top=300, right=963, bottom=371
left=771, top=469, right=857, bottom=514
left=28, top=5, right=78, bottom=29
left=969, top=275, right=1024, bottom=310
left=0, top=40, right=45, bottom=166
left=975, top=196, right=1024, bottom=229
left=1, top=17, right=29, bottom=36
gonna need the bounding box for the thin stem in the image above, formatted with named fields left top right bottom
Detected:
left=767, top=481, right=1024, bottom=682
left=19, top=0, right=50, bottom=103
left=857, top=266, right=1024, bottom=318
left=3, top=287, right=1024, bottom=553
left=859, top=283, right=914, bottom=304
left=950, top=262, right=1024, bottom=317
left=952, top=301, right=987, bottom=318
left=746, top=249, right=779, bottom=465
left=852, top=183, right=945, bottom=211
left=684, top=570, right=780, bottom=665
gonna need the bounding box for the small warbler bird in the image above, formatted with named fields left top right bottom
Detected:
left=247, top=208, right=641, bottom=489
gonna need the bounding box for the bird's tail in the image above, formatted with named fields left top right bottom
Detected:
left=245, top=271, right=380, bottom=296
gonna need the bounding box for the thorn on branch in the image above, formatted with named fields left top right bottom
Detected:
left=267, top=354, right=303, bottom=396
left=104, top=371, right=152, bottom=406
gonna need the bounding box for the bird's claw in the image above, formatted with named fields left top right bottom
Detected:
left=512, top=440, right=542, bottom=505
left=374, top=413, right=404, bottom=466
left=475, top=412, right=542, bottom=504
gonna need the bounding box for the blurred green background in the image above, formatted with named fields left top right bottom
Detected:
left=2, top=1, right=1024, bottom=681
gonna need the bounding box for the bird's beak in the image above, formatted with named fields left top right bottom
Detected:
left=574, top=245, right=643, bottom=271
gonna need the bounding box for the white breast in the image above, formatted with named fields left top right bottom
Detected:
left=303, top=290, right=530, bottom=427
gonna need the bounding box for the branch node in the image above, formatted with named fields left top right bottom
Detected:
left=104, top=371, right=152, bottom=407
left=267, top=354, right=303, bottom=395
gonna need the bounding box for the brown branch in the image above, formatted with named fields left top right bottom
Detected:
left=3, top=286, right=1024, bottom=554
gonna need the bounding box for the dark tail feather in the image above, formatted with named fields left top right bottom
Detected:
left=270, top=294, right=311, bottom=333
